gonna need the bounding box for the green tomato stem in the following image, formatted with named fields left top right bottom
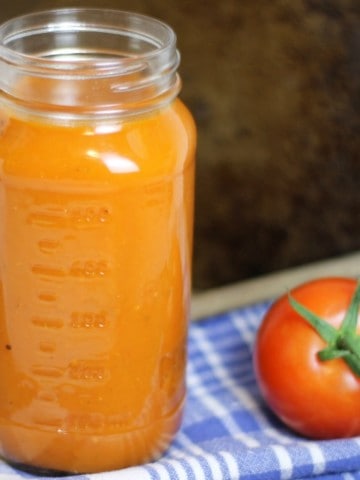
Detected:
left=288, top=280, right=360, bottom=378
left=340, top=285, right=360, bottom=334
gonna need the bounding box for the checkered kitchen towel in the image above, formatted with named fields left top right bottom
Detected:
left=2, top=301, right=360, bottom=480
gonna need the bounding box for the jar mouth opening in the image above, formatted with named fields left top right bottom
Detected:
left=0, top=8, right=177, bottom=76
left=0, top=8, right=181, bottom=119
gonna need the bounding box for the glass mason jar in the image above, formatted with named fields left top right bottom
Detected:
left=0, top=8, right=196, bottom=474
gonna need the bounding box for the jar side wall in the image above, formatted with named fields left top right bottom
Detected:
left=0, top=98, right=195, bottom=473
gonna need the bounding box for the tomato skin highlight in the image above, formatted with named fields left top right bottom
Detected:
left=253, top=277, right=360, bottom=439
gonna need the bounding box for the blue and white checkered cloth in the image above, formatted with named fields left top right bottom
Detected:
left=2, top=301, right=360, bottom=480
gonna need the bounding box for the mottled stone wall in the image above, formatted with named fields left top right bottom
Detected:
left=1, top=0, right=360, bottom=289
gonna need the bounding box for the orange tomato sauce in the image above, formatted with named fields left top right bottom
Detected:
left=0, top=99, right=196, bottom=473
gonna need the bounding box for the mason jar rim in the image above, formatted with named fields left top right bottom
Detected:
left=0, top=8, right=177, bottom=75
left=0, top=8, right=181, bottom=120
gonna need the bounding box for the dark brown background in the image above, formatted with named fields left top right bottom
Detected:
left=1, top=0, right=360, bottom=290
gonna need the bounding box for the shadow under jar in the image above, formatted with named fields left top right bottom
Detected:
left=0, top=8, right=196, bottom=474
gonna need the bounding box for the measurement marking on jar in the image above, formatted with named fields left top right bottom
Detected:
left=69, top=260, right=108, bottom=278
left=27, top=205, right=111, bottom=228
left=32, top=316, right=64, bottom=329
left=68, top=363, right=108, bottom=381
left=32, top=261, right=109, bottom=279
left=38, top=292, right=57, bottom=302
left=31, top=366, right=64, bottom=378
left=68, top=206, right=111, bottom=225
left=63, top=413, right=131, bottom=432
left=37, top=391, right=58, bottom=403
left=38, top=239, right=60, bottom=254
left=27, top=209, right=67, bottom=228
left=31, top=264, right=66, bottom=278
left=70, top=311, right=108, bottom=329
left=63, top=414, right=104, bottom=432
left=33, top=417, right=62, bottom=428
left=38, top=341, right=56, bottom=353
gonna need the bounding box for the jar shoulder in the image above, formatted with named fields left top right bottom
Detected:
left=0, top=100, right=196, bottom=180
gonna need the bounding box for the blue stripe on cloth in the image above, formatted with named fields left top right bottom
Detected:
left=1, top=301, right=360, bottom=479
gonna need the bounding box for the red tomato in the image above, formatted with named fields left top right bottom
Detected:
left=253, top=277, right=360, bottom=439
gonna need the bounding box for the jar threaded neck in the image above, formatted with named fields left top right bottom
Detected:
left=0, top=8, right=181, bottom=120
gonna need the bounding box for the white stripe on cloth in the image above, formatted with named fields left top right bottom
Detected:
left=219, top=451, right=241, bottom=479
left=159, top=451, right=234, bottom=480
left=161, top=459, right=191, bottom=480
left=145, top=462, right=172, bottom=480
left=189, top=325, right=269, bottom=442
left=189, top=366, right=260, bottom=448
left=170, top=431, right=206, bottom=458
left=271, top=445, right=293, bottom=480
left=151, top=452, right=234, bottom=480
left=184, top=456, right=208, bottom=480
left=206, top=454, right=225, bottom=479
left=262, top=427, right=293, bottom=445
left=187, top=357, right=260, bottom=448
left=305, top=442, right=326, bottom=476
left=90, top=465, right=152, bottom=480
left=343, top=474, right=357, bottom=480
left=230, top=311, right=258, bottom=347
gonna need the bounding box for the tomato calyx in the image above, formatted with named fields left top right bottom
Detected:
left=289, top=280, right=360, bottom=377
